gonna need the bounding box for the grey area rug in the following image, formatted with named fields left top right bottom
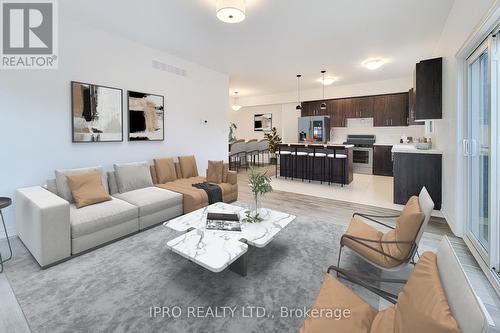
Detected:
left=5, top=214, right=384, bottom=333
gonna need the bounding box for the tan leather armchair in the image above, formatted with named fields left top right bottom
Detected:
left=300, top=236, right=491, bottom=333
left=338, top=187, right=435, bottom=271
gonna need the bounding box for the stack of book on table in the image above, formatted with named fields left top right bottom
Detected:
left=206, top=212, right=242, bottom=232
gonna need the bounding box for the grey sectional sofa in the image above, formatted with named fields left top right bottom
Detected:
left=16, top=165, right=183, bottom=268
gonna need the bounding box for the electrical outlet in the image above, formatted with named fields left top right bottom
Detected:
left=201, top=119, right=208, bottom=125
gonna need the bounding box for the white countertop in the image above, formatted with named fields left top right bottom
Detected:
left=373, top=143, right=396, bottom=146
left=391, top=144, right=442, bottom=154
left=282, top=142, right=354, bottom=148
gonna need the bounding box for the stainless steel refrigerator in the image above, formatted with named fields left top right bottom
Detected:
left=298, top=116, right=330, bottom=143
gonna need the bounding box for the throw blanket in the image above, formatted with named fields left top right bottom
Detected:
left=192, top=182, right=223, bottom=204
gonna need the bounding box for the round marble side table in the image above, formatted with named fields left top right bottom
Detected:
left=0, top=197, right=12, bottom=273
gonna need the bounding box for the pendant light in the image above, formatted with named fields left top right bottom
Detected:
left=296, top=74, right=302, bottom=110
left=320, top=70, right=327, bottom=110
left=232, top=92, right=242, bottom=111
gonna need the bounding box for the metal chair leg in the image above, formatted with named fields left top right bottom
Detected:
left=0, top=210, right=13, bottom=274
left=336, top=245, right=344, bottom=277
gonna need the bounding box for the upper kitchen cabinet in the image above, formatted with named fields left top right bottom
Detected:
left=349, top=96, right=374, bottom=118
left=373, top=95, right=387, bottom=126
left=386, top=93, right=409, bottom=126
left=373, top=93, right=408, bottom=127
left=408, top=88, right=424, bottom=125
left=301, top=101, right=322, bottom=117
left=327, top=99, right=345, bottom=127
left=415, top=57, right=442, bottom=120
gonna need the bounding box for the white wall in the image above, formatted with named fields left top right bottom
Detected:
left=0, top=16, right=229, bottom=237
left=331, top=119, right=425, bottom=145
left=432, top=0, right=496, bottom=236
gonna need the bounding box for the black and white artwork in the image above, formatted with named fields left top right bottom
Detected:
left=128, top=91, right=164, bottom=141
left=71, top=81, right=123, bottom=142
left=254, top=113, right=272, bottom=131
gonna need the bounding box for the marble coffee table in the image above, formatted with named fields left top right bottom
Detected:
left=163, top=202, right=296, bottom=276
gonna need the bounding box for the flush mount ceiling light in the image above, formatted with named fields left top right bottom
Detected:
left=317, top=76, right=337, bottom=86
left=232, top=91, right=242, bottom=111
left=296, top=74, right=302, bottom=110
left=320, top=70, right=327, bottom=110
left=362, top=58, right=386, bottom=70
left=216, top=0, right=246, bottom=23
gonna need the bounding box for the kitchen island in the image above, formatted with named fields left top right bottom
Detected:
left=277, top=143, right=354, bottom=185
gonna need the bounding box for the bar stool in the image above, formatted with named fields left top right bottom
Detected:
left=0, top=197, right=12, bottom=273
left=327, top=147, right=347, bottom=187
left=290, top=144, right=308, bottom=181
left=308, top=145, right=327, bottom=184
left=277, top=145, right=292, bottom=179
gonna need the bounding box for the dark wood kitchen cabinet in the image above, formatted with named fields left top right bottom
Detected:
left=408, top=88, right=424, bottom=125
left=374, top=93, right=409, bottom=127
left=339, top=98, right=356, bottom=120
left=393, top=152, right=442, bottom=210
left=349, top=97, right=374, bottom=118
left=415, top=57, right=442, bottom=120
left=373, top=95, right=387, bottom=126
left=389, top=93, right=409, bottom=126
left=301, top=101, right=322, bottom=116
left=327, top=99, right=345, bottom=127
left=373, top=145, right=393, bottom=176
left=302, top=92, right=408, bottom=127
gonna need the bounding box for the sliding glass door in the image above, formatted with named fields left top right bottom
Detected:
left=465, top=31, right=499, bottom=275
left=467, top=41, right=490, bottom=258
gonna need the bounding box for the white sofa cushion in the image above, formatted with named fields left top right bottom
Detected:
left=55, top=166, right=109, bottom=202
left=70, top=197, right=138, bottom=238
left=113, top=187, right=182, bottom=217
left=113, top=161, right=153, bottom=193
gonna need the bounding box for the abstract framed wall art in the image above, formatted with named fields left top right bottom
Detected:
left=127, top=91, right=164, bottom=141
left=254, top=113, right=272, bottom=131
left=71, top=81, right=123, bottom=142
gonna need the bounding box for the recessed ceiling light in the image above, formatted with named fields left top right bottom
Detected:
left=362, top=58, right=386, bottom=70
left=216, top=0, right=246, bottom=24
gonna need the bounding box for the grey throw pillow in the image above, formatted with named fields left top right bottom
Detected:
left=55, top=166, right=109, bottom=202
left=113, top=161, right=153, bottom=193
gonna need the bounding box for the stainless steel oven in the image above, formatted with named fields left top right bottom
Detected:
left=352, top=147, right=373, bottom=174
left=344, top=134, right=376, bottom=175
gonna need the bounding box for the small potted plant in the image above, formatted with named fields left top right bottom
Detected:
left=244, top=168, right=272, bottom=223
left=264, top=127, right=282, bottom=165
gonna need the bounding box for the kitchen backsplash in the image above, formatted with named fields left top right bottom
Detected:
left=330, top=118, right=426, bottom=144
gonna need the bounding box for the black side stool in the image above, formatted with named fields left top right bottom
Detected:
left=0, top=197, right=13, bottom=273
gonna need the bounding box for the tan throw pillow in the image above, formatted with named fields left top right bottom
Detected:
left=178, top=155, right=199, bottom=178
left=381, top=196, right=424, bottom=260
left=300, top=273, right=377, bottom=333
left=207, top=160, right=223, bottom=183
left=394, top=252, right=460, bottom=333
left=66, top=171, right=112, bottom=208
left=154, top=158, right=177, bottom=184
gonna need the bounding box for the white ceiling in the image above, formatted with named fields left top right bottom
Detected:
left=62, top=0, right=455, bottom=97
